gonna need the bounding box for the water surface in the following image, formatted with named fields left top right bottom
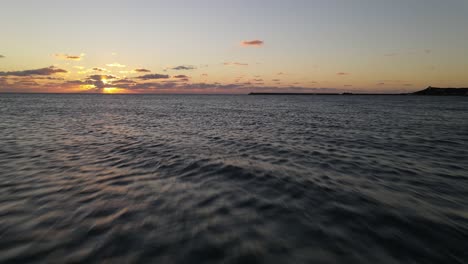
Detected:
left=0, top=94, right=467, bottom=263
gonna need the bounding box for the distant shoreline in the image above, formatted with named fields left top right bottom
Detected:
left=249, top=87, right=468, bottom=96
left=248, top=93, right=405, bottom=96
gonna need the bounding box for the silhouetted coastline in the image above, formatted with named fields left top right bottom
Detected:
left=249, top=87, right=468, bottom=96
left=249, top=92, right=342, bottom=95
left=248, top=92, right=404, bottom=95
left=412, top=86, right=468, bottom=96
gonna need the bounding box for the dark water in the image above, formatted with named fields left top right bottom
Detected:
left=0, top=94, right=467, bottom=263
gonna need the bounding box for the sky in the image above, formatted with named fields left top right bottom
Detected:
left=1, top=0, right=467, bottom=94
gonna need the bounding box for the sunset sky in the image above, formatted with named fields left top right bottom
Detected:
left=1, top=0, right=467, bottom=94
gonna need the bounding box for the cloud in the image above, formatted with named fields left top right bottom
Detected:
left=384, top=53, right=399, bottom=57
left=93, top=67, right=108, bottom=72
left=172, top=75, right=189, bottom=82
left=241, top=40, right=264, bottom=47
left=134, top=68, right=151, bottom=73
left=0, top=66, right=67, bottom=76
left=66, top=80, right=86, bottom=85
left=135, top=74, right=170, bottom=80
left=64, top=74, right=119, bottom=90
left=92, top=76, right=339, bottom=94
left=14, top=80, right=39, bottom=86
left=112, top=79, right=137, bottom=85
left=424, top=49, right=432, bottom=54
left=272, top=79, right=280, bottom=82
left=277, top=72, right=284, bottom=75
left=55, top=53, right=84, bottom=60
left=344, top=84, right=353, bottom=87
left=173, top=75, right=189, bottom=79
left=171, top=65, right=196, bottom=70
left=377, top=83, right=385, bottom=85
left=88, top=74, right=117, bottom=81
left=110, top=81, right=179, bottom=91
left=336, top=72, right=350, bottom=76
left=2, top=74, right=349, bottom=94
left=26, top=76, right=65, bottom=81
left=201, top=73, right=208, bottom=77
left=0, top=55, right=4, bottom=58
left=224, top=62, right=248, bottom=66
left=106, top=63, right=126, bottom=68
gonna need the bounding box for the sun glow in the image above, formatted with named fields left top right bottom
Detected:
left=103, top=87, right=118, bottom=93
left=103, top=87, right=128, bottom=94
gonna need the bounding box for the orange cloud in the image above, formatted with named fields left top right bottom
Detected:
left=241, top=40, right=264, bottom=47
left=55, top=53, right=84, bottom=60
left=337, top=72, right=350, bottom=76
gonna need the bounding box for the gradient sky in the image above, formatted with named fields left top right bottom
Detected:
left=1, top=0, right=467, bottom=93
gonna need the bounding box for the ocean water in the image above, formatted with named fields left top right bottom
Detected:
left=0, top=94, right=467, bottom=263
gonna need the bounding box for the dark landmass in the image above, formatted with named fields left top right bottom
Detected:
left=249, top=92, right=405, bottom=96
left=412, top=86, right=468, bottom=96
left=249, top=87, right=468, bottom=96
left=249, top=92, right=341, bottom=95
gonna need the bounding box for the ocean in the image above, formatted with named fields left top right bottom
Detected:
left=0, top=94, right=467, bottom=263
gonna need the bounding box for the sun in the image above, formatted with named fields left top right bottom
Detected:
left=103, top=87, right=118, bottom=93
left=103, top=87, right=128, bottom=94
